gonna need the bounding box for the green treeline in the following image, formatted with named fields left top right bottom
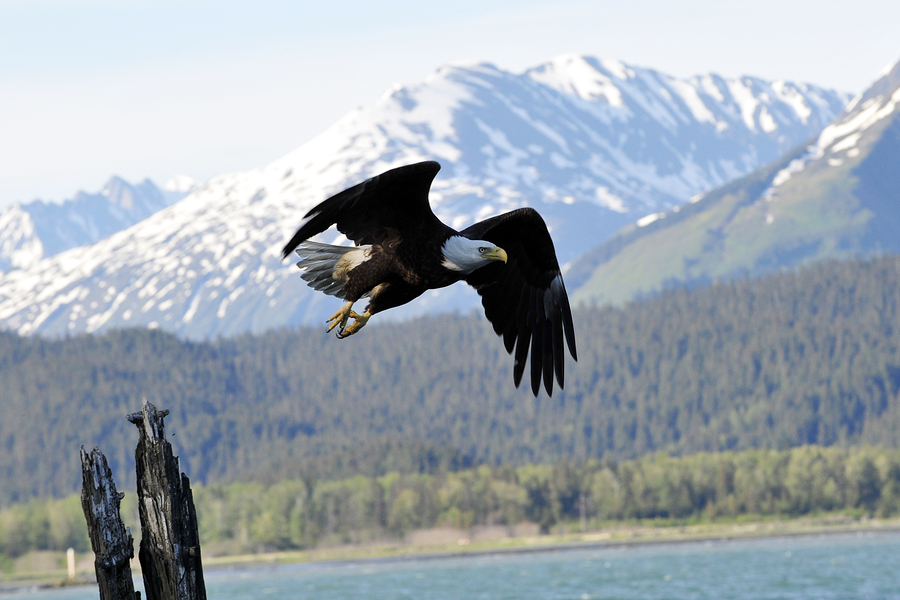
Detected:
left=1, top=254, right=900, bottom=505
left=187, top=446, right=900, bottom=551
left=0, top=495, right=91, bottom=563
left=3, top=446, right=900, bottom=561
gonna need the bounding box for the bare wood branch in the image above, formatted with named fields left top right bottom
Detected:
left=127, top=400, right=206, bottom=600
left=80, top=446, right=140, bottom=600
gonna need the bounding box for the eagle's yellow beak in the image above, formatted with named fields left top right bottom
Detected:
left=483, top=246, right=508, bottom=263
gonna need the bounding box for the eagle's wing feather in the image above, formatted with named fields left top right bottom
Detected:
left=282, top=161, right=445, bottom=257
left=461, top=208, right=577, bottom=396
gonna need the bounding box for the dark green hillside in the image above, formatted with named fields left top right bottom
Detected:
left=2, top=255, right=900, bottom=506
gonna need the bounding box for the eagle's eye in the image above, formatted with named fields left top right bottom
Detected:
left=478, top=247, right=488, bottom=253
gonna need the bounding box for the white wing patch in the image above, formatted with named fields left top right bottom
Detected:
left=294, top=241, right=372, bottom=297
left=334, top=246, right=372, bottom=281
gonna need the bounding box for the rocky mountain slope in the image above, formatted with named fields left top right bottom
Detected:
left=569, top=57, right=900, bottom=306
left=0, top=176, right=190, bottom=271
left=0, top=55, right=847, bottom=338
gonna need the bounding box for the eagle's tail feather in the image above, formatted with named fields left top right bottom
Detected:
left=293, top=241, right=368, bottom=299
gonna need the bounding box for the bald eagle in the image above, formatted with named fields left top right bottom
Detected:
left=282, top=161, right=577, bottom=396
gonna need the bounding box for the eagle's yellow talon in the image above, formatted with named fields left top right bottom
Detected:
left=326, top=302, right=355, bottom=333
left=336, top=310, right=371, bottom=339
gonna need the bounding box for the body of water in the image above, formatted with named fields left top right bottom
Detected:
left=4, top=532, right=899, bottom=599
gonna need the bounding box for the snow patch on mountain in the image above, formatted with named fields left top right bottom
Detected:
left=818, top=86, right=900, bottom=154
left=0, top=206, right=43, bottom=270
left=760, top=58, right=900, bottom=203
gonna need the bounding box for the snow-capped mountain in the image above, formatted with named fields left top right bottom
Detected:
left=569, top=57, right=900, bottom=306
left=0, top=176, right=191, bottom=271
left=0, top=55, right=848, bottom=338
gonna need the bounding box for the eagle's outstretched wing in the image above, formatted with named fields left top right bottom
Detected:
left=282, top=161, right=446, bottom=257
left=462, top=208, right=577, bottom=396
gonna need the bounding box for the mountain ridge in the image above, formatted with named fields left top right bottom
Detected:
left=0, top=55, right=847, bottom=338
left=0, top=176, right=190, bottom=271
left=571, top=57, right=900, bottom=306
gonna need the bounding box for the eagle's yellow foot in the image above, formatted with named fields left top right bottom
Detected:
left=336, top=310, right=371, bottom=339
left=326, top=302, right=357, bottom=333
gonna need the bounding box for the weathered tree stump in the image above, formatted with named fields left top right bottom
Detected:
left=80, top=446, right=140, bottom=600
left=127, top=400, right=207, bottom=600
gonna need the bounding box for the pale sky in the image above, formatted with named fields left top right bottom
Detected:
left=2, top=0, right=899, bottom=209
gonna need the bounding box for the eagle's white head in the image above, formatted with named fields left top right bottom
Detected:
left=441, top=236, right=508, bottom=274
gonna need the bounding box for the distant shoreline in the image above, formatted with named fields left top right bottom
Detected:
left=350, top=525, right=900, bottom=566
left=4, top=516, right=899, bottom=593
left=201, top=515, right=900, bottom=571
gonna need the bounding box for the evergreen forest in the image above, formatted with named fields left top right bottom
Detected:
left=1, top=254, right=899, bottom=510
